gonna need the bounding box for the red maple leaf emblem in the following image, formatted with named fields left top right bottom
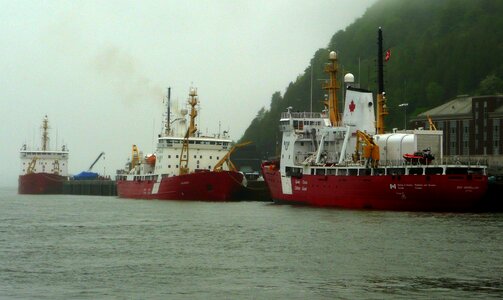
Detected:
left=349, top=100, right=356, bottom=112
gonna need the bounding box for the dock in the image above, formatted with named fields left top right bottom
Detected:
left=63, top=180, right=117, bottom=196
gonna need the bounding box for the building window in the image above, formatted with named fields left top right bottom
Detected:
left=494, top=120, right=500, bottom=154
left=449, top=120, right=457, bottom=155
left=463, top=120, right=470, bottom=155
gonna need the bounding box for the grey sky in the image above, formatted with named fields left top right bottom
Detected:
left=1, top=0, right=375, bottom=186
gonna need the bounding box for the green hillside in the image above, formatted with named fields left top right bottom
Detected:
left=239, top=0, right=503, bottom=159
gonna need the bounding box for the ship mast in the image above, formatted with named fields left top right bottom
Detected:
left=41, top=115, right=49, bottom=151
left=179, top=87, right=199, bottom=175
left=323, top=51, right=340, bottom=126
left=187, top=87, right=198, bottom=137
left=376, top=27, right=389, bottom=134
left=164, top=87, right=171, bottom=136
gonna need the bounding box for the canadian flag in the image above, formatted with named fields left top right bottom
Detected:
left=385, top=49, right=391, bottom=62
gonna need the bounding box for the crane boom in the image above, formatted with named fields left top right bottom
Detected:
left=353, top=130, right=380, bottom=168
left=213, top=141, right=252, bottom=172
left=427, top=115, right=437, bottom=131
left=88, top=152, right=105, bottom=171
left=26, top=156, right=38, bottom=174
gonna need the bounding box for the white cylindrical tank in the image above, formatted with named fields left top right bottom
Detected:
left=374, top=133, right=417, bottom=163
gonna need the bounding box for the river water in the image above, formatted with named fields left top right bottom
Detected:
left=0, top=187, right=502, bottom=299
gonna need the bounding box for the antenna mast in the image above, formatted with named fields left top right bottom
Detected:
left=376, top=27, right=389, bottom=134
left=187, top=87, right=198, bottom=137
left=165, top=87, right=171, bottom=136
left=323, top=51, right=340, bottom=126
left=41, top=115, right=49, bottom=151
left=179, top=87, right=199, bottom=175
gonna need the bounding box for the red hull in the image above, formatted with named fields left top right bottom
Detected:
left=18, top=173, right=66, bottom=194
left=262, top=166, right=488, bottom=211
left=117, top=171, right=244, bottom=201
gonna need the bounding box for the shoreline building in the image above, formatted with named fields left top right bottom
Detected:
left=410, top=95, right=503, bottom=174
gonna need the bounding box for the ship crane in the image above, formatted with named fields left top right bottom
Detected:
left=427, top=115, right=437, bottom=130
left=353, top=130, right=380, bottom=168
left=213, top=141, right=252, bottom=172
left=26, top=157, right=38, bottom=174
left=88, top=152, right=105, bottom=171
left=130, top=145, right=139, bottom=171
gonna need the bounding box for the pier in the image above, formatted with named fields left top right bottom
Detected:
left=63, top=180, right=117, bottom=196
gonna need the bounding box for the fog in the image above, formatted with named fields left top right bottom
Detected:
left=1, top=0, right=376, bottom=187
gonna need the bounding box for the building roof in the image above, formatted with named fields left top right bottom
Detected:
left=417, top=96, right=472, bottom=118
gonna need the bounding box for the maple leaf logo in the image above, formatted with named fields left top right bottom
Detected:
left=349, top=100, right=356, bottom=112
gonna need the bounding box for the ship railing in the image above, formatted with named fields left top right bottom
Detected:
left=306, top=157, right=488, bottom=169
left=281, top=111, right=324, bottom=119
left=305, top=160, right=487, bottom=176
left=442, top=156, right=488, bottom=167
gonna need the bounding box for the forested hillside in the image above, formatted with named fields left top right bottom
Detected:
left=239, top=0, right=503, bottom=159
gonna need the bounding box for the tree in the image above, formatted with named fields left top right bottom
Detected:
left=477, top=74, right=503, bottom=95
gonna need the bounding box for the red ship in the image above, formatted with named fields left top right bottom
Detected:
left=19, top=116, right=69, bottom=194
left=116, top=87, right=247, bottom=201
left=261, top=28, right=488, bottom=211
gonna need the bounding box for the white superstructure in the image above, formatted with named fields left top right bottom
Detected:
left=19, top=116, right=69, bottom=176
left=120, top=87, right=235, bottom=180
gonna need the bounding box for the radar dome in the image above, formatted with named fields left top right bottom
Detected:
left=344, top=73, right=355, bottom=83
left=329, top=51, right=337, bottom=60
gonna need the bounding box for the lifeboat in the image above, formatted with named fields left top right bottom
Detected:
left=146, top=154, right=156, bottom=166
left=403, top=149, right=434, bottom=165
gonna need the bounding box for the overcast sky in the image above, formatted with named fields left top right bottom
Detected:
left=1, top=0, right=376, bottom=187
